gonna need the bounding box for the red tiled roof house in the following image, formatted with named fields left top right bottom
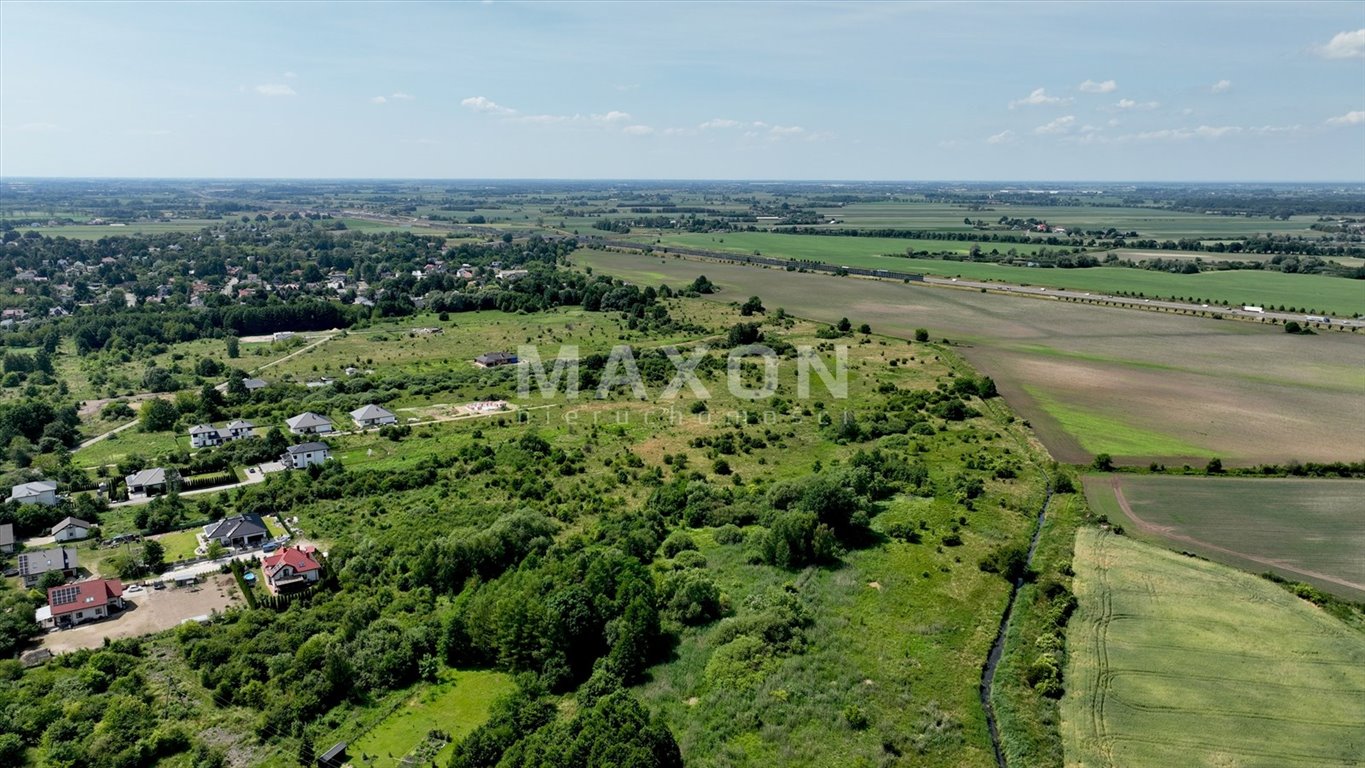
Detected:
left=37, top=579, right=124, bottom=629
left=261, top=546, right=322, bottom=594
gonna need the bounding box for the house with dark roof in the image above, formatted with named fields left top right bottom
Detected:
left=9, top=480, right=58, bottom=506
left=286, top=412, right=334, bottom=435
left=18, top=547, right=80, bottom=587
left=283, top=442, right=331, bottom=470
left=0, top=523, right=14, bottom=554
left=350, top=404, right=397, bottom=429
left=242, top=377, right=268, bottom=392
left=203, top=513, right=269, bottom=550
left=37, top=579, right=124, bottom=629
left=189, top=419, right=256, bottom=449
left=189, top=424, right=224, bottom=449
left=125, top=468, right=170, bottom=499
left=51, top=517, right=93, bottom=543
left=262, top=545, right=322, bottom=594
left=474, top=351, right=518, bottom=368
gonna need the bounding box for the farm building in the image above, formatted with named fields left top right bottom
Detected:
left=18, top=547, right=80, bottom=588
left=286, top=412, right=334, bottom=435
left=9, top=480, right=58, bottom=506
left=203, top=514, right=269, bottom=550
left=475, top=351, right=518, bottom=368
left=262, top=545, right=322, bottom=594
left=283, top=442, right=331, bottom=470
left=125, top=468, right=170, bottom=499
left=350, top=404, right=397, bottom=429
left=36, top=579, right=124, bottom=629
left=51, top=517, right=93, bottom=543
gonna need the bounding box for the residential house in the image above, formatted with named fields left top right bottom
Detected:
left=349, top=404, right=397, bottom=429
left=474, top=351, right=518, bottom=368
left=286, top=412, right=333, bottom=435
left=261, top=545, right=322, bottom=594
left=18, top=547, right=79, bottom=587
left=51, top=517, right=93, bottom=543
left=9, top=480, right=58, bottom=506
left=0, top=523, right=14, bottom=554
left=125, top=468, right=169, bottom=499
left=36, top=579, right=124, bottom=629
left=283, top=442, right=331, bottom=470
left=189, top=420, right=255, bottom=449
left=223, top=419, right=255, bottom=439
left=202, top=513, right=269, bottom=550
left=242, top=377, right=268, bottom=392
left=189, top=424, right=224, bottom=449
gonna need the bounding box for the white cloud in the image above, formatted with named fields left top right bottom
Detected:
left=1034, top=115, right=1076, bottom=134
left=592, top=111, right=631, bottom=124
left=1010, top=88, right=1073, bottom=109
left=768, top=125, right=806, bottom=138
left=1327, top=110, right=1365, bottom=126
left=1115, top=98, right=1159, bottom=110
left=1314, top=29, right=1365, bottom=59
left=1210, top=79, right=1232, bottom=93
left=699, top=118, right=743, bottom=130
left=1079, top=79, right=1117, bottom=93
left=370, top=96, right=387, bottom=104
left=986, top=130, right=1014, bottom=144
left=461, top=96, right=516, bottom=114
left=283, top=71, right=297, bottom=79
left=622, top=124, right=654, bottom=136
left=1132, top=125, right=1242, bottom=141
left=390, top=92, right=415, bottom=100
left=255, top=84, right=296, bottom=97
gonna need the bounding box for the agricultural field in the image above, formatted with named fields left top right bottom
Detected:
left=1062, top=528, right=1365, bottom=767
left=576, top=250, right=1365, bottom=466
left=11, top=219, right=226, bottom=239
left=814, top=201, right=1332, bottom=240
left=623, top=232, right=1364, bottom=316
left=1083, top=474, right=1365, bottom=600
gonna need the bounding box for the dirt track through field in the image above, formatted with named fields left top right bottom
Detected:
left=1106, top=476, right=1365, bottom=593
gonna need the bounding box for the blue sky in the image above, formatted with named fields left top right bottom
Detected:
left=2, top=1, right=1362, bottom=180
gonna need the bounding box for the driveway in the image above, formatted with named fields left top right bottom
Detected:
left=40, top=574, right=241, bottom=654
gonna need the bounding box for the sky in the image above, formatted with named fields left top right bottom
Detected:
left=1, top=1, right=1363, bottom=181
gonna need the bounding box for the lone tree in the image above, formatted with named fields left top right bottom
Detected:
left=914, top=328, right=930, bottom=342
left=1092, top=453, right=1114, bottom=471
left=139, top=398, right=178, bottom=432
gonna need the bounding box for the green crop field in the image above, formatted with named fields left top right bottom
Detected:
left=1062, top=528, right=1365, bottom=767
left=345, top=670, right=515, bottom=768
left=625, top=232, right=1364, bottom=316
left=576, top=250, right=1365, bottom=466
left=1083, top=474, right=1365, bottom=600
left=12, top=220, right=225, bottom=239
left=819, top=201, right=1332, bottom=240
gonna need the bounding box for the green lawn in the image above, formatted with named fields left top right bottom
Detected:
left=154, top=528, right=202, bottom=563
left=347, top=670, right=515, bottom=768
left=1062, top=528, right=1365, bottom=767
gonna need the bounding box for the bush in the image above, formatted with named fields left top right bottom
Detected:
left=714, top=524, right=745, bottom=545
left=660, top=531, right=698, bottom=559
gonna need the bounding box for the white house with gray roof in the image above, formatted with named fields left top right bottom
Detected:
left=9, top=480, right=58, bottom=506
left=350, top=404, right=397, bottom=429
left=286, top=412, right=334, bottom=435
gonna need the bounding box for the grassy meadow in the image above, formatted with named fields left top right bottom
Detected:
left=1062, top=528, right=1365, bottom=767
left=1083, top=474, right=1365, bottom=600
left=575, top=250, right=1365, bottom=466
left=345, top=670, right=515, bottom=768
